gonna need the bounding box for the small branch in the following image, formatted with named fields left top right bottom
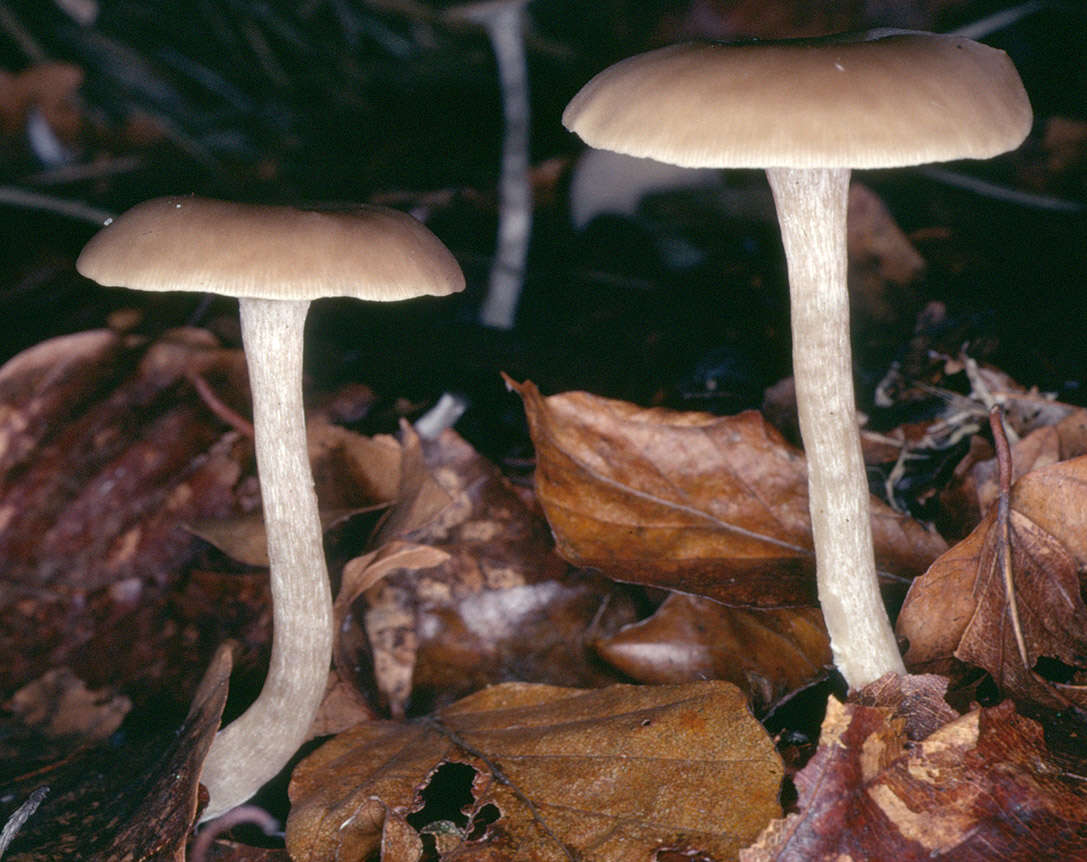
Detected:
left=0, top=786, right=49, bottom=860
left=0, top=186, right=114, bottom=225
left=990, top=404, right=1030, bottom=670
left=186, top=370, right=255, bottom=438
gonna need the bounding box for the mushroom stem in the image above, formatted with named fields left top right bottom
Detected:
left=766, top=166, right=905, bottom=689
left=199, top=297, right=332, bottom=821
left=473, top=0, right=533, bottom=330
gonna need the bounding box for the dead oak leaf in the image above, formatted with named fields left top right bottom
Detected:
left=898, top=455, right=1087, bottom=709
left=741, top=696, right=1087, bottom=861
left=509, top=377, right=946, bottom=607
left=286, top=680, right=783, bottom=862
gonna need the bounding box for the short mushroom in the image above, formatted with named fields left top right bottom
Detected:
left=76, top=196, right=464, bottom=819
left=563, top=31, right=1031, bottom=689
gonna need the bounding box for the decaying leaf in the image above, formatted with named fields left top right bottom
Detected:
left=186, top=418, right=399, bottom=566
left=0, top=329, right=252, bottom=694
left=509, top=377, right=946, bottom=607
left=287, top=680, right=783, bottom=861
left=595, top=592, right=830, bottom=714
left=337, top=426, right=636, bottom=717
left=898, top=455, right=1087, bottom=709
left=5, top=667, right=130, bottom=743
left=0, top=644, right=232, bottom=861
left=742, top=693, right=1087, bottom=861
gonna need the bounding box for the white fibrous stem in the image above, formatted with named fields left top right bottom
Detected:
left=474, top=0, right=533, bottom=330
left=199, top=297, right=333, bottom=821
left=766, top=166, right=906, bottom=690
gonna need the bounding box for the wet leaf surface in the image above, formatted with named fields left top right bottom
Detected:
left=510, top=377, right=946, bottom=607
left=595, top=592, right=831, bottom=714
left=287, top=680, right=783, bottom=862
left=0, top=329, right=252, bottom=695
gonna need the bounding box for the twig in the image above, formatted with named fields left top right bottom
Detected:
left=0, top=786, right=49, bottom=860
left=0, top=186, right=114, bottom=225
left=990, top=404, right=1030, bottom=670
left=187, top=370, right=255, bottom=438
left=0, top=4, right=47, bottom=62
left=916, top=166, right=1085, bottom=214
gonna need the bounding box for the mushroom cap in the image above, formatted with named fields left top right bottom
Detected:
left=563, top=31, right=1033, bottom=170
left=77, top=196, right=465, bottom=301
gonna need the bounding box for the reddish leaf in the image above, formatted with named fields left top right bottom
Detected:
left=287, top=680, right=783, bottom=861
left=595, top=592, right=830, bottom=713
left=510, top=377, right=946, bottom=607
left=742, top=696, right=1087, bottom=861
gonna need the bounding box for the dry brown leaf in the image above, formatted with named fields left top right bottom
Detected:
left=742, top=695, right=1087, bottom=861
left=510, top=377, right=946, bottom=607
left=898, top=455, right=1087, bottom=709
left=971, top=407, right=1087, bottom=514
left=287, top=680, right=783, bottom=861
left=595, top=592, right=830, bottom=713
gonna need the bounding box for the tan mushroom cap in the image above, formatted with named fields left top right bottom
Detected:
left=77, top=196, right=465, bottom=302
left=563, top=31, right=1033, bottom=170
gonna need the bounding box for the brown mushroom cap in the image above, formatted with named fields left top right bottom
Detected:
left=563, top=31, right=1033, bottom=170
left=76, top=196, right=465, bottom=302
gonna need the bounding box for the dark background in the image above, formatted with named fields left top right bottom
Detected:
left=1, top=0, right=1085, bottom=460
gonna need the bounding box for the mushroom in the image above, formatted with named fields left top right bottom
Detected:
left=76, top=196, right=464, bottom=819
left=446, top=0, right=533, bottom=330
left=562, top=31, right=1031, bottom=689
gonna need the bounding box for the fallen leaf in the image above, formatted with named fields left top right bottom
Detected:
left=5, top=667, right=130, bottom=743
left=0, top=644, right=231, bottom=861
left=337, top=427, right=635, bottom=716
left=0, top=329, right=125, bottom=475
left=853, top=672, right=959, bottom=741
left=510, top=377, right=946, bottom=607
left=741, top=696, right=1087, bottom=861
left=595, top=592, right=830, bottom=714
left=0, top=328, right=254, bottom=698
left=971, top=407, right=1087, bottom=514
left=898, top=455, right=1087, bottom=709
left=287, top=680, right=783, bottom=861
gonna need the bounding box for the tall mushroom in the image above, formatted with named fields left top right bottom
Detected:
left=76, top=196, right=464, bottom=819
left=563, top=31, right=1031, bottom=689
left=446, top=0, right=533, bottom=330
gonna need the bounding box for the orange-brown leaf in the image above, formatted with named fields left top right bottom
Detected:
left=510, top=377, right=946, bottom=607
left=287, top=680, right=783, bottom=861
